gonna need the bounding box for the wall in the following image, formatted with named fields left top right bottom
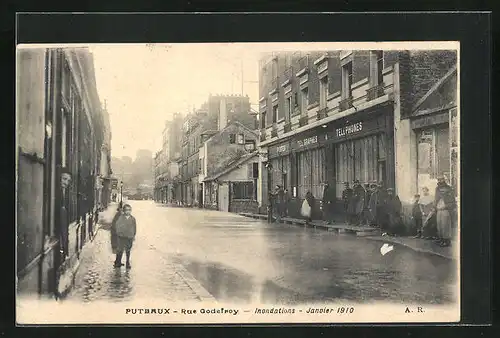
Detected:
left=17, top=48, right=46, bottom=280
left=206, top=123, right=258, bottom=177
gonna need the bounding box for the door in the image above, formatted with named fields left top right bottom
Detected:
left=218, top=183, right=229, bottom=212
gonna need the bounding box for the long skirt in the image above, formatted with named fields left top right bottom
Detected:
left=437, top=209, right=452, bottom=239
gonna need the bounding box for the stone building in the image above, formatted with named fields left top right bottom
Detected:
left=16, top=47, right=110, bottom=297
left=256, top=50, right=457, bottom=222
left=198, top=120, right=259, bottom=211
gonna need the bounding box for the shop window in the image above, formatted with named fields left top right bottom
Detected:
left=335, top=134, right=380, bottom=198
left=296, top=149, right=325, bottom=199
left=417, top=126, right=451, bottom=183
left=232, top=181, right=254, bottom=200
left=341, top=61, right=353, bottom=99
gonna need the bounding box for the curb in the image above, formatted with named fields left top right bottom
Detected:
left=173, top=264, right=217, bottom=302
left=364, top=236, right=454, bottom=260
left=238, top=213, right=453, bottom=260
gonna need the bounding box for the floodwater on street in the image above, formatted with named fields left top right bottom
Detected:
left=70, top=201, right=457, bottom=305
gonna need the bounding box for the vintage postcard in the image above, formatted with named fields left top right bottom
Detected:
left=16, top=41, right=460, bottom=324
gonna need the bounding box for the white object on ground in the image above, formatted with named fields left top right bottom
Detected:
left=380, top=243, right=394, bottom=256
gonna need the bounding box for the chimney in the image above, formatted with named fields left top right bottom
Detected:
left=218, top=97, right=228, bottom=130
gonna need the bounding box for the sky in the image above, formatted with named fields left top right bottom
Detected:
left=90, top=43, right=265, bottom=159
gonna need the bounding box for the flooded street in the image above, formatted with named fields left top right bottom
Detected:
left=70, top=201, right=456, bottom=305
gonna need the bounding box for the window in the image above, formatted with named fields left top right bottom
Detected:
left=286, top=96, right=292, bottom=120
left=301, top=87, right=309, bottom=114
left=417, top=126, right=451, bottom=190
left=294, top=92, right=299, bottom=108
left=376, top=51, right=384, bottom=85
left=370, top=50, right=384, bottom=86
left=319, top=76, right=328, bottom=109
left=237, top=133, right=245, bottom=145
left=229, top=134, right=236, bottom=144
left=341, top=61, right=353, bottom=99
left=232, top=181, right=255, bottom=200
left=335, top=135, right=380, bottom=198
left=272, top=105, right=278, bottom=123
left=261, top=111, right=267, bottom=129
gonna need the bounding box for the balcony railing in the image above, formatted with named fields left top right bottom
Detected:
left=260, top=130, right=267, bottom=142
left=298, top=55, right=309, bottom=72
left=366, top=83, right=386, bottom=101
left=271, top=125, right=278, bottom=138
left=339, top=97, right=354, bottom=112
left=299, top=115, right=308, bottom=127
left=316, top=107, right=328, bottom=121
left=282, top=67, right=294, bottom=84
left=283, top=122, right=292, bottom=133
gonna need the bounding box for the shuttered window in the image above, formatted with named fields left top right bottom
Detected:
left=335, top=134, right=380, bottom=198
left=296, top=148, right=326, bottom=199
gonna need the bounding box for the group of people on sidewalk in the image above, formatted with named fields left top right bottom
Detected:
left=266, top=175, right=456, bottom=248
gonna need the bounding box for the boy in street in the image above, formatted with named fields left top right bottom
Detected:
left=113, top=204, right=137, bottom=269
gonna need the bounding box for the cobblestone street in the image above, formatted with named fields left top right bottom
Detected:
left=68, top=201, right=456, bottom=305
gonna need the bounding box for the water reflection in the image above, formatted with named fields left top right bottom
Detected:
left=106, top=268, right=133, bottom=301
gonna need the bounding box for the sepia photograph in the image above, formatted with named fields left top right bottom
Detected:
left=16, top=41, right=460, bottom=324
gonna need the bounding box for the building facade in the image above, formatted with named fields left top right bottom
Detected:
left=203, top=152, right=260, bottom=213
left=16, top=47, right=110, bottom=297
left=199, top=120, right=259, bottom=210
left=257, top=50, right=457, bottom=221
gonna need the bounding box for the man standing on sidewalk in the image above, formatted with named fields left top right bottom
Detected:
left=434, top=175, right=456, bottom=247
left=321, top=182, right=335, bottom=224
left=113, top=204, right=137, bottom=269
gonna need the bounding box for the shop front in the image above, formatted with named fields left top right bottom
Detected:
left=327, top=107, right=395, bottom=204
left=411, top=107, right=457, bottom=196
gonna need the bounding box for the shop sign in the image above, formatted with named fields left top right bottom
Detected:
left=336, top=122, right=363, bottom=137
left=268, top=142, right=290, bottom=158
left=292, top=133, right=328, bottom=151
left=328, top=115, right=387, bottom=143
left=411, top=111, right=449, bottom=130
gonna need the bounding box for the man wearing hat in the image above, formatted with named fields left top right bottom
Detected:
left=434, top=175, right=456, bottom=247
left=349, top=179, right=366, bottom=226
left=321, top=182, right=335, bottom=224
left=341, top=181, right=353, bottom=223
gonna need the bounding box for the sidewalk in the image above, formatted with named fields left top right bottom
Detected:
left=238, top=212, right=454, bottom=260
left=70, top=210, right=215, bottom=303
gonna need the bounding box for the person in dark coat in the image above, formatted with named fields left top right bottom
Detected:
left=110, top=202, right=123, bottom=254
left=412, top=194, right=424, bottom=237
left=367, top=182, right=379, bottom=226
left=385, top=188, right=403, bottom=236
left=341, top=182, right=353, bottom=224
left=304, top=191, right=315, bottom=226
left=113, top=204, right=137, bottom=269
left=349, top=180, right=366, bottom=226
left=283, top=189, right=291, bottom=217
left=434, top=175, right=456, bottom=247
left=362, top=183, right=372, bottom=225
left=275, top=185, right=285, bottom=221
left=267, top=190, right=276, bottom=223
left=321, top=183, right=335, bottom=224
left=59, top=170, right=72, bottom=260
